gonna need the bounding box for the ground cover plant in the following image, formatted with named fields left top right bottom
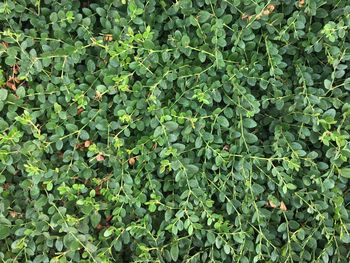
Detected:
left=0, top=0, right=350, bottom=262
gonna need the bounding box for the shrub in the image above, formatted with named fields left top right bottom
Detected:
left=0, top=0, right=350, bottom=262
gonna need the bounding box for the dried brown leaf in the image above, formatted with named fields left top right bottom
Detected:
left=128, top=157, right=136, bottom=166
left=280, top=201, right=288, bottom=211
left=241, top=13, right=249, bottom=20
left=13, top=65, right=20, bottom=75
left=104, top=34, right=113, bottom=42
left=95, top=186, right=101, bottom=196
left=77, top=107, right=84, bottom=115
left=84, top=140, right=92, bottom=148
left=1, top=42, right=9, bottom=49
left=9, top=211, right=18, bottom=218
left=6, top=81, right=16, bottom=91
left=268, top=200, right=278, bottom=208
left=267, top=4, right=275, bottom=12
left=96, top=154, right=105, bottom=161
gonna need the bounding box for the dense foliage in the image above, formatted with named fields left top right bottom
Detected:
left=0, top=0, right=350, bottom=262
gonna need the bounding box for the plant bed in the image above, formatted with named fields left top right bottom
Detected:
left=0, top=0, right=350, bottom=262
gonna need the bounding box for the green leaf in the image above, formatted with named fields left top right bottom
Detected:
left=0, top=225, right=10, bottom=239
left=104, top=228, right=114, bottom=237
left=277, top=223, right=286, bottom=232
left=198, top=52, right=206, bottom=62
left=243, top=118, right=257, bottom=128
left=324, top=79, right=332, bottom=89
left=181, top=35, right=190, bottom=46
left=245, top=133, right=258, bottom=144
left=87, top=60, right=95, bottom=72
left=170, top=243, right=179, bottom=261
left=90, top=212, right=101, bottom=228
left=55, top=240, right=63, bottom=251
left=16, top=86, right=25, bottom=98
left=217, top=116, right=229, bottom=128
left=340, top=168, right=350, bottom=178
left=286, top=183, right=297, bottom=190
left=344, top=78, right=350, bottom=90
left=164, top=121, right=179, bottom=131
left=185, top=164, right=199, bottom=175
left=50, top=12, right=58, bottom=22
left=207, top=231, right=215, bottom=244
left=79, top=130, right=90, bottom=140
left=224, top=244, right=230, bottom=254
left=198, top=11, right=211, bottom=23
left=195, top=137, right=202, bottom=148
left=46, top=181, right=53, bottom=191
left=96, top=7, right=106, bottom=16
left=63, top=234, right=80, bottom=251
left=0, top=89, right=8, bottom=101
left=341, top=233, right=350, bottom=243
left=252, top=183, right=264, bottom=195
